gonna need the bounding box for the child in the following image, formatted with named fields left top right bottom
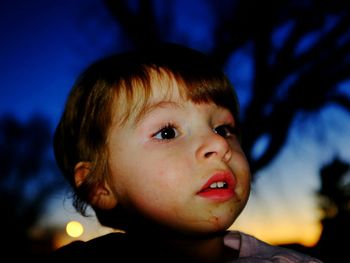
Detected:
left=51, top=43, right=322, bottom=262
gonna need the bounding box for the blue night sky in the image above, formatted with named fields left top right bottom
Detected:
left=1, top=0, right=350, bottom=247
left=0, top=0, right=121, bottom=125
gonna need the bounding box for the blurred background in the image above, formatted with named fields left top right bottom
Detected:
left=1, top=0, right=350, bottom=261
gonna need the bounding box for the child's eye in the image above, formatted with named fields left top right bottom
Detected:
left=153, top=124, right=179, bottom=140
left=214, top=124, right=237, bottom=138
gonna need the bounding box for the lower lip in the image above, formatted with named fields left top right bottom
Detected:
left=197, top=189, right=235, bottom=202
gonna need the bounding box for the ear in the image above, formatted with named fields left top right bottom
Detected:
left=74, top=162, right=117, bottom=210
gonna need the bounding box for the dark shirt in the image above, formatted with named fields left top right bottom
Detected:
left=50, top=231, right=323, bottom=262
left=50, top=232, right=193, bottom=262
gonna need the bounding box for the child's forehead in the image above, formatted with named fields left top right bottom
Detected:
left=133, top=68, right=189, bottom=108
left=111, top=68, right=188, bottom=126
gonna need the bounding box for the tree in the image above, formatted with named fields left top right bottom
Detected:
left=316, top=158, right=350, bottom=262
left=103, top=0, right=350, bottom=175
left=0, top=115, right=65, bottom=257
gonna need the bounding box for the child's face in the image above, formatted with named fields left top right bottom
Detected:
left=107, top=79, right=251, bottom=235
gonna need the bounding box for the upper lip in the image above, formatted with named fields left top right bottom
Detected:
left=198, top=171, right=236, bottom=193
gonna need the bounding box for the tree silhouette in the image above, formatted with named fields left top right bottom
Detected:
left=103, top=0, right=350, bottom=175
left=0, top=115, right=65, bottom=257
left=315, top=158, right=350, bottom=262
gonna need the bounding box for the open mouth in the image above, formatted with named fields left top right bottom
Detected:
left=202, top=181, right=228, bottom=191
left=197, top=171, right=236, bottom=201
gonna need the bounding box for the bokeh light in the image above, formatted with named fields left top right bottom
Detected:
left=66, top=221, right=84, bottom=238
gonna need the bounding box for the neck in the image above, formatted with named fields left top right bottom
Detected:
left=103, top=206, right=238, bottom=262
left=167, top=231, right=233, bottom=263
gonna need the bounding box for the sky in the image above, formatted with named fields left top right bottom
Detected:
left=0, top=0, right=120, bottom=125
left=1, top=0, right=350, bottom=248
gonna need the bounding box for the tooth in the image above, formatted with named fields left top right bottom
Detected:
left=217, top=182, right=225, bottom=188
left=210, top=182, right=217, bottom=188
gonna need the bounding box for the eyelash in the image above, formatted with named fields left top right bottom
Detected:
left=152, top=123, right=179, bottom=141
left=214, top=124, right=238, bottom=138
left=152, top=123, right=238, bottom=142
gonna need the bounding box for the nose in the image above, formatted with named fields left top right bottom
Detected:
left=196, top=130, right=232, bottom=163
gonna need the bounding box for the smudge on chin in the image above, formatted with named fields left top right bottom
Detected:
left=209, top=216, right=219, bottom=227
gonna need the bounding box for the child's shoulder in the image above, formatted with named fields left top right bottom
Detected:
left=224, top=230, right=323, bottom=262
left=49, top=231, right=185, bottom=262
left=50, top=232, right=129, bottom=259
